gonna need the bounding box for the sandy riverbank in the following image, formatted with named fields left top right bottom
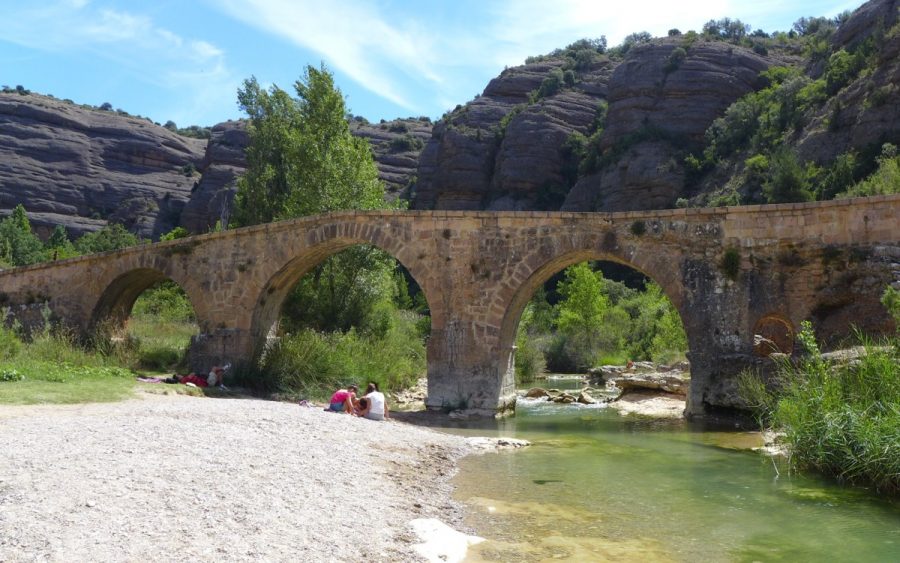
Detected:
left=0, top=393, right=479, bottom=562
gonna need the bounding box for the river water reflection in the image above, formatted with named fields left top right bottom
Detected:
left=437, top=377, right=900, bottom=562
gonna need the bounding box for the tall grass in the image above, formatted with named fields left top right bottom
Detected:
left=242, top=309, right=427, bottom=400
left=740, top=320, right=900, bottom=494
left=0, top=327, right=135, bottom=404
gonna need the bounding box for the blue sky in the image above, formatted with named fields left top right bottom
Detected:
left=0, top=0, right=861, bottom=127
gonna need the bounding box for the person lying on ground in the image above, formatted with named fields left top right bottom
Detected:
left=326, top=385, right=359, bottom=413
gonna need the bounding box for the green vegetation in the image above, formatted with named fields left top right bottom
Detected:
left=244, top=309, right=426, bottom=400
left=739, top=304, right=900, bottom=494
left=837, top=143, right=900, bottom=198
left=0, top=324, right=135, bottom=405
left=231, top=64, right=427, bottom=399
left=515, top=263, right=687, bottom=379
left=688, top=13, right=896, bottom=206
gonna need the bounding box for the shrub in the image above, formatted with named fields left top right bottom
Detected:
left=740, top=320, right=900, bottom=494
left=720, top=247, right=741, bottom=280
left=247, top=309, right=426, bottom=399
left=838, top=144, right=900, bottom=198
left=0, top=368, right=24, bottom=382
left=0, top=327, right=21, bottom=360
left=664, top=47, right=687, bottom=73
left=389, top=134, right=425, bottom=152
left=764, top=149, right=813, bottom=203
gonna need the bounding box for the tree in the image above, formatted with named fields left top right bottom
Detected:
left=553, top=263, right=612, bottom=370
left=74, top=224, right=142, bottom=254
left=232, top=64, right=384, bottom=226
left=232, top=64, right=394, bottom=334
left=0, top=205, right=45, bottom=267
left=44, top=225, right=78, bottom=260
left=764, top=149, right=813, bottom=203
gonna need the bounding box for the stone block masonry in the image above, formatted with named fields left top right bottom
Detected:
left=1, top=195, right=897, bottom=418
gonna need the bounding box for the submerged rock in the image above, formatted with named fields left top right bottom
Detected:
left=465, top=437, right=531, bottom=451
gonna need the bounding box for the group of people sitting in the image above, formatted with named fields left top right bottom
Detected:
left=327, top=383, right=389, bottom=421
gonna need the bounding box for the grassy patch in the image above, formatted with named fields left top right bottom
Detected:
left=0, top=376, right=135, bottom=405
left=740, top=318, right=900, bottom=494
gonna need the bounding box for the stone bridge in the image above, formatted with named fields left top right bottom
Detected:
left=1, top=195, right=898, bottom=417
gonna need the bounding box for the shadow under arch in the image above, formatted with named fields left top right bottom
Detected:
left=248, top=236, right=434, bottom=360
left=89, top=268, right=198, bottom=331
left=496, top=249, right=690, bottom=369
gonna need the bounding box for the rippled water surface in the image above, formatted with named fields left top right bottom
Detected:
left=439, top=378, right=900, bottom=562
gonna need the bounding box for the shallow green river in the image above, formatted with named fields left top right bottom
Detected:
left=438, top=378, right=900, bottom=562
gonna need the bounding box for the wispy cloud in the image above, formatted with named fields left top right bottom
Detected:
left=216, top=0, right=443, bottom=112
left=0, top=1, right=236, bottom=124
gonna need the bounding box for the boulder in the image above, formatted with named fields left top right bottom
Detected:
left=524, top=387, right=551, bottom=399
left=612, top=373, right=690, bottom=396
left=576, top=391, right=597, bottom=404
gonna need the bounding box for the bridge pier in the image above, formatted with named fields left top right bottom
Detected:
left=423, top=323, right=517, bottom=415
left=188, top=328, right=254, bottom=374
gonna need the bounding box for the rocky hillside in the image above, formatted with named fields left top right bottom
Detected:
left=1, top=0, right=896, bottom=236
left=0, top=93, right=206, bottom=239
left=0, top=95, right=427, bottom=237
left=412, top=0, right=899, bottom=212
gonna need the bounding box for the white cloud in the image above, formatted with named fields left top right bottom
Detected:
left=216, top=0, right=446, bottom=112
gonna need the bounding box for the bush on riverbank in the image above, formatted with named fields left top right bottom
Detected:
left=740, top=308, right=900, bottom=494
left=242, top=309, right=427, bottom=400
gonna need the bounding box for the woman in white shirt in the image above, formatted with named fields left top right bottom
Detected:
left=357, top=382, right=389, bottom=421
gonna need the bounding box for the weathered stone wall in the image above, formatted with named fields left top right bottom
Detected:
left=1, top=195, right=897, bottom=417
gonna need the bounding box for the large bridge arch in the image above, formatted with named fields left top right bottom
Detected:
left=494, top=247, right=688, bottom=360
left=247, top=220, right=437, bottom=360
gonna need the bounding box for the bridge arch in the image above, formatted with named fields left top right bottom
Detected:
left=496, top=246, right=687, bottom=355
left=89, top=268, right=196, bottom=330
left=247, top=222, right=435, bottom=359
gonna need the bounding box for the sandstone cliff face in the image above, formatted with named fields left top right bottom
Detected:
left=413, top=59, right=613, bottom=210
left=349, top=117, right=432, bottom=199
left=562, top=39, right=773, bottom=211
left=178, top=120, right=249, bottom=233
left=411, top=39, right=775, bottom=213
left=0, top=94, right=427, bottom=237
left=795, top=0, right=900, bottom=163
left=0, top=93, right=206, bottom=239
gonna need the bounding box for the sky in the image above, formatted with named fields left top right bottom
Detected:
left=0, top=0, right=862, bottom=127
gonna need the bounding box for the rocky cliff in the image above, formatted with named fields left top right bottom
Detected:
left=1, top=0, right=896, bottom=235
left=0, top=93, right=206, bottom=239
left=0, top=95, right=427, bottom=237
left=413, top=0, right=899, bottom=213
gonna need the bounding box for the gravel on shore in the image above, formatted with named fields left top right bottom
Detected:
left=0, top=393, right=473, bottom=562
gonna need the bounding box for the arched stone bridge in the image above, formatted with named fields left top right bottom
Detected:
left=2, top=195, right=898, bottom=417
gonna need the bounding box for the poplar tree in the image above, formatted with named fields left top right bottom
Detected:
left=232, top=64, right=396, bottom=334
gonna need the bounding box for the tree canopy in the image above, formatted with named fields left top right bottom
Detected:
left=231, top=64, right=385, bottom=226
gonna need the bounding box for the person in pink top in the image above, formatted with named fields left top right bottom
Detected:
left=326, top=384, right=358, bottom=413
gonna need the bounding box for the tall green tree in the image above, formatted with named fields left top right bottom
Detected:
left=232, top=64, right=397, bottom=334
left=232, top=64, right=384, bottom=225
left=552, top=263, right=627, bottom=370
left=0, top=205, right=46, bottom=267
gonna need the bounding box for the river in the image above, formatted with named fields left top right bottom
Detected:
left=437, top=376, right=900, bottom=562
